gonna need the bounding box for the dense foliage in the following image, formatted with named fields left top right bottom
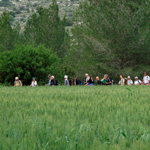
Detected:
left=67, top=0, right=150, bottom=81
left=0, top=0, right=74, bottom=85
left=24, top=1, right=69, bottom=58
left=1, top=0, right=150, bottom=84
left=0, top=45, right=62, bottom=85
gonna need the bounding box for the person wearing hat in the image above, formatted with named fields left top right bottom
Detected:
left=14, top=77, right=22, bottom=87
left=30, top=77, right=37, bottom=87
left=134, top=76, right=142, bottom=85
left=45, top=74, right=51, bottom=86
left=127, top=76, right=133, bottom=86
left=64, top=75, right=69, bottom=85
left=50, top=76, right=59, bottom=86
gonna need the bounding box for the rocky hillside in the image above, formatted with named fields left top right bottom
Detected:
left=0, top=0, right=86, bottom=28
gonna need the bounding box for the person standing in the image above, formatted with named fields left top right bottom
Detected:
left=85, top=76, right=94, bottom=86
left=30, top=77, right=37, bottom=87
left=134, top=76, right=142, bottom=85
left=127, top=76, right=133, bottom=86
left=73, top=77, right=82, bottom=85
left=14, top=77, right=22, bottom=87
left=45, top=74, right=51, bottom=86
left=104, top=74, right=112, bottom=85
left=120, top=75, right=125, bottom=86
left=64, top=75, right=69, bottom=85
left=96, top=76, right=103, bottom=85
left=142, top=72, right=150, bottom=85
left=50, top=76, right=59, bottom=86
left=84, top=73, right=90, bottom=84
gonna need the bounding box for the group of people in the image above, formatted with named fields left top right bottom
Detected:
left=14, top=72, right=150, bottom=87
left=13, top=73, right=113, bottom=87
left=119, top=72, right=150, bottom=86
left=14, top=77, right=37, bottom=87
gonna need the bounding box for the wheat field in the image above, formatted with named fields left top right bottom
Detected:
left=0, top=85, right=150, bottom=150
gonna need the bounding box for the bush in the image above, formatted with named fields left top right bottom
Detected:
left=15, top=10, right=21, bottom=14
left=0, top=44, right=63, bottom=85
left=66, top=18, right=72, bottom=26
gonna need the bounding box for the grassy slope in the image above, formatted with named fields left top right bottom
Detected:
left=0, top=86, right=150, bottom=149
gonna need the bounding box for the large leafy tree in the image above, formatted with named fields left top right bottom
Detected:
left=68, top=0, right=150, bottom=80
left=1, top=44, right=62, bottom=85
left=24, top=0, right=68, bottom=58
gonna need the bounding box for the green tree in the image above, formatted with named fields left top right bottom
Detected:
left=68, top=0, right=150, bottom=80
left=24, top=0, right=68, bottom=58
left=0, top=44, right=63, bottom=85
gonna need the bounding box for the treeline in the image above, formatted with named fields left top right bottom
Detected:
left=0, top=0, right=74, bottom=85
left=1, top=0, right=150, bottom=85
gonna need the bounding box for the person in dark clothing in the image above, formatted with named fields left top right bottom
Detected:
left=50, top=76, right=59, bottom=86
left=96, top=76, right=103, bottom=85
left=104, top=74, right=112, bottom=85
left=73, top=77, right=82, bottom=85
left=85, top=76, right=94, bottom=86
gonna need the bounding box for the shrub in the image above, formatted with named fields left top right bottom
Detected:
left=0, top=44, right=62, bottom=85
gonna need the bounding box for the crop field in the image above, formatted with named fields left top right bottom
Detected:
left=0, top=86, right=150, bottom=150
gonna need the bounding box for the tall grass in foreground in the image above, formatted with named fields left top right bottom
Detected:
left=0, top=86, right=150, bottom=150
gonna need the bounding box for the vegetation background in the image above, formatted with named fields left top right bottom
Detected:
left=0, top=0, right=150, bottom=85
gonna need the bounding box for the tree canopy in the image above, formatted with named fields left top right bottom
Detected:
left=67, top=0, right=150, bottom=80
left=24, top=0, right=68, bottom=58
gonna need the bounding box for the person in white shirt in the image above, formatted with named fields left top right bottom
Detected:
left=118, top=80, right=121, bottom=85
left=127, top=76, right=133, bottom=86
left=64, top=75, right=69, bottom=85
left=30, top=77, right=37, bottom=87
left=134, top=76, right=142, bottom=85
left=84, top=73, right=90, bottom=84
left=142, top=72, right=150, bottom=85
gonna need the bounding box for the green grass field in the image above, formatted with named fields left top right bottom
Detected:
left=0, top=86, right=150, bottom=150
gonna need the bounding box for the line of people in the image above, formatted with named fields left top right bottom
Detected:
left=14, top=73, right=113, bottom=87
left=13, top=72, right=150, bottom=87
left=119, top=72, right=150, bottom=86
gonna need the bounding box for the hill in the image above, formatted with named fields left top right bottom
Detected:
left=0, top=0, right=87, bottom=29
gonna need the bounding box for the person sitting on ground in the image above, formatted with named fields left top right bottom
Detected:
left=84, top=73, right=90, bottom=84
left=120, top=75, right=125, bottom=86
left=134, top=76, right=142, bottom=85
left=30, top=77, right=37, bottom=87
left=45, top=74, right=51, bottom=86
left=142, top=72, right=150, bottom=85
left=104, top=74, right=112, bottom=85
left=127, top=76, right=133, bottom=86
left=64, top=75, right=69, bottom=85
left=50, top=76, right=59, bottom=86
left=85, top=76, right=94, bottom=86
left=96, top=76, right=103, bottom=85
left=73, top=77, right=82, bottom=85
left=14, top=77, right=22, bottom=87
